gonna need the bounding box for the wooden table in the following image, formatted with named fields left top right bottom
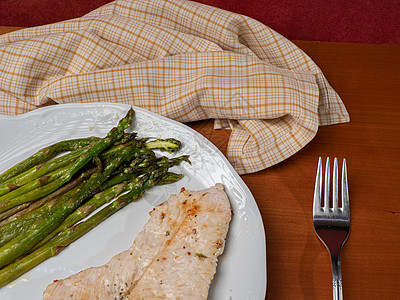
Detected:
left=1, top=26, right=399, bottom=299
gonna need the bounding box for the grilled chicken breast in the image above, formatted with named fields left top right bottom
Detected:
left=43, top=183, right=232, bottom=300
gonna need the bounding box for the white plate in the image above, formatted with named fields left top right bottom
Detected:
left=0, top=103, right=266, bottom=299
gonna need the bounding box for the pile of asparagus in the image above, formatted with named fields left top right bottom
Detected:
left=0, top=108, right=189, bottom=287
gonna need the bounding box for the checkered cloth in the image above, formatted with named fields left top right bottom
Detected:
left=0, top=0, right=349, bottom=174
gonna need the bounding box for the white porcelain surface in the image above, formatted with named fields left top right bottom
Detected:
left=0, top=103, right=266, bottom=299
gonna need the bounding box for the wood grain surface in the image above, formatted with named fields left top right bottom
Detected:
left=192, top=40, right=400, bottom=299
left=1, top=26, right=399, bottom=299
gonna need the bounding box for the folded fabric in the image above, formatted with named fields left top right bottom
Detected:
left=0, top=0, right=349, bottom=174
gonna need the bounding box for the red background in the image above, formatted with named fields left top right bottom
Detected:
left=0, top=0, right=399, bottom=44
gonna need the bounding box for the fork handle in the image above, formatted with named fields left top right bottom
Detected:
left=331, top=253, right=343, bottom=300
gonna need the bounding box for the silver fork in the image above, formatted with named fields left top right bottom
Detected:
left=313, top=157, right=350, bottom=300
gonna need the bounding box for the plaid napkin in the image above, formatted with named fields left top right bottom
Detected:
left=0, top=0, right=349, bottom=174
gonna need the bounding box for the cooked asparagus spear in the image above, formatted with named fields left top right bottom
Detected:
left=0, top=107, right=189, bottom=288
left=0, top=168, right=95, bottom=246
left=0, top=137, right=100, bottom=184
left=0, top=167, right=166, bottom=288
left=35, top=158, right=187, bottom=251
left=32, top=181, right=129, bottom=250
left=0, top=109, right=135, bottom=268
left=0, top=186, right=82, bottom=249
left=63, top=108, right=134, bottom=179
left=0, top=146, right=88, bottom=197
left=0, top=108, right=134, bottom=213
left=156, top=172, right=184, bottom=185
left=145, top=138, right=181, bottom=152
left=0, top=166, right=73, bottom=212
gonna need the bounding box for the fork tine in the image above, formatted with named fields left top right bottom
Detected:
left=342, top=158, right=349, bottom=213
left=313, top=157, right=322, bottom=214
left=333, top=157, right=339, bottom=211
left=324, top=157, right=330, bottom=211
left=313, top=157, right=350, bottom=300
